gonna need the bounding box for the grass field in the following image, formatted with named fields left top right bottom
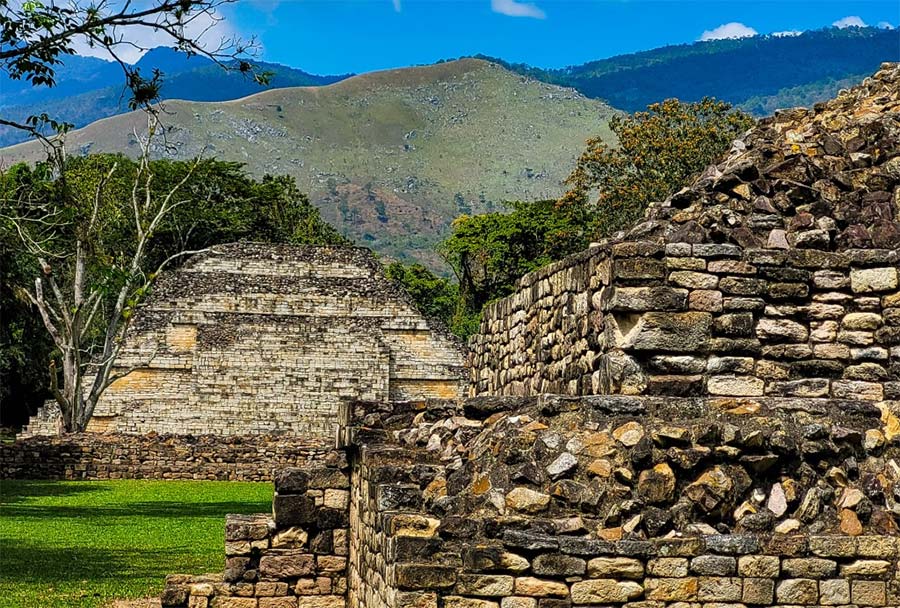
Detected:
left=0, top=480, right=272, bottom=608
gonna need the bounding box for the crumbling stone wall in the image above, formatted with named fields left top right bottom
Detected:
left=0, top=433, right=331, bottom=481
left=163, top=394, right=900, bottom=607
left=470, top=62, right=900, bottom=405
left=23, top=244, right=466, bottom=438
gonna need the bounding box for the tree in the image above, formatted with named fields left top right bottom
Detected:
left=1, top=117, right=210, bottom=431
left=385, top=261, right=459, bottom=325
left=1, top=151, right=345, bottom=429
left=439, top=199, right=587, bottom=320
left=0, top=0, right=264, bottom=140
left=560, top=97, right=754, bottom=238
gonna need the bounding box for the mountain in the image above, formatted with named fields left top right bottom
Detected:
left=1, top=59, right=618, bottom=269
left=0, top=49, right=349, bottom=147
left=476, top=26, right=900, bottom=115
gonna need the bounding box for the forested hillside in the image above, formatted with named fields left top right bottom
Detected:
left=476, top=26, right=899, bottom=114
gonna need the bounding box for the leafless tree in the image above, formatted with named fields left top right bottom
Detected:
left=3, top=115, right=208, bottom=432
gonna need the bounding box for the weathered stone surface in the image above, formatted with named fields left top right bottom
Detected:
left=570, top=579, right=643, bottom=604
left=505, top=488, right=551, bottom=513
left=586, top=557, right=644, bottom=579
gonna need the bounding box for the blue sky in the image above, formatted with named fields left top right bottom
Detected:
left=225, top=0, right=900, bottom=75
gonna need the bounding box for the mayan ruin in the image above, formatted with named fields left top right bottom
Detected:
left=2, top=6, right=899, bottom=608
left=85, top=62, right=899, bottom=608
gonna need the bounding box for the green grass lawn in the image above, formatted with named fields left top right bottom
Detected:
left=0, top=480, right=272, bottom=608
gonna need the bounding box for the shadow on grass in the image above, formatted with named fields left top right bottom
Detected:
left=0, top=539, right=187, bottom=585
left=0, top=480, right=110, bottom=504
left=3, top=500, right=270, bottom=520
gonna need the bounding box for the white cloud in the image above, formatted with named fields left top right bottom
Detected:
left=832, top=15, right=866, bottom=28
left=72, top=1, right=241, bottom=64
left=491, top=0, right=546, bottom=19
left=772, top=30, right=803, bottom=37
left=699, top=22, right=758, bottom=41
left=878, top=21, right=894, bottom=29
left=392, top=0, right=402, bottom=12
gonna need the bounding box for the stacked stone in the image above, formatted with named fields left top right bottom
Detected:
left=430, top=531, right=900, bottom=607
left=21, top=242, right=467, bottom=439
left=161, top=456, right=350, bottom=608
left=0, top=433, right=331, bottom=481
left=471, top=239, right=900, bottom=404
left=397, top=395, right=899, bottom=540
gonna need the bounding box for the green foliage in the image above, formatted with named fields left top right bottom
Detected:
left=0, top=154, right=345, bottom=426
left=561, top=98, right=754, bottom=238
left=0, top=480, right=270, bottom=607
left=437, top=98, right=752, bottom=332
left=440, top=199, right=589, bottom=315
left=385, top=262, right=456, bottom=324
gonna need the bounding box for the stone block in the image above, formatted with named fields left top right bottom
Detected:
left=841, top=560, right=892, bottom=577
left=500, top=597, right=537, bottom=608
left=852, top=580, right=887, bottom=606
left=394, top=564, right=457, bottom=589
left=586, top=557, right=644, bottom=579
left=257, top=599, right=296, bottom=608
left=851, top=267, right=898, bottom=293
left=643, top=577, right=698, bottom=601
left=532, top=554, right=586, bottom=577
left=273, top=494, right=317, bottom=527
left=443, top=597, right=500, bottom=608
left=210, top=599, right=258, bottom=608
left=775, top=579, right=818, bottom=604
left=690, top=556, right=736, bottom=576
left=395, top=592, right=438, bottom=608
left=647, top=558, right=689, bottom=578
left=741, top=577, right=774, bottom=605
left=295, top=597, right=344, bottom=608
left=274, top=468, right=309, bottom=494
left=619, top=312, right=712, bottom=351
left=259, top=553, right=315, bottom=579
left=570, top=579, right=643, bottom=604
left=736, top=555, right=779, bottom=578
left=456, top=574, right=516, bottom=597
left=697, top=577, right=742, bottom=602
left=781, top=557, right=837, bottom=577
left=820, top=579, right=851, bottom=606
left=513, top=578, right=569, bottom=598
left=602, top=286, right=689, bottom=312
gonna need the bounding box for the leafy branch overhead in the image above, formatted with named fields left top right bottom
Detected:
left=0, top=0, right=269, bottom=138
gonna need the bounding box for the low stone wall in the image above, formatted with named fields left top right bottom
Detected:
left=0, top=433, right=333, bottom=481
left=163, top=454, right=351, bottom=608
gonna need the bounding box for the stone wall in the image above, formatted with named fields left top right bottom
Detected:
left=161, top=392, right=899, bottom=607
left=470, top=63, right=900, bottom=405
left=0, top=433, right=332, bottom=481
left=22, top=244, right=466, bottom=439
left=470, top=242, right=900, bottom=404
left=163, top=455, right=352, bottom=608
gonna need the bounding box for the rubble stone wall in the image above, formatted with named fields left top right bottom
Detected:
left=469, top=241, right=900, bottom=403
left=0, top=433, right=332, bottom=481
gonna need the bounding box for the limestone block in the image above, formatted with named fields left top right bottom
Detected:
left=851, top=267, right=898, bottom=293
left=586, top=557, right=644, bottom=579
left=570, top=579, right=643, bottom=603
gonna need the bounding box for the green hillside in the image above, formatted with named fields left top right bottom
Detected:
left=477, top=26, right=899, bottom=115
left=2, top=59, right=617, bottom=269
left=0, top=54, right=348, bottom=148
